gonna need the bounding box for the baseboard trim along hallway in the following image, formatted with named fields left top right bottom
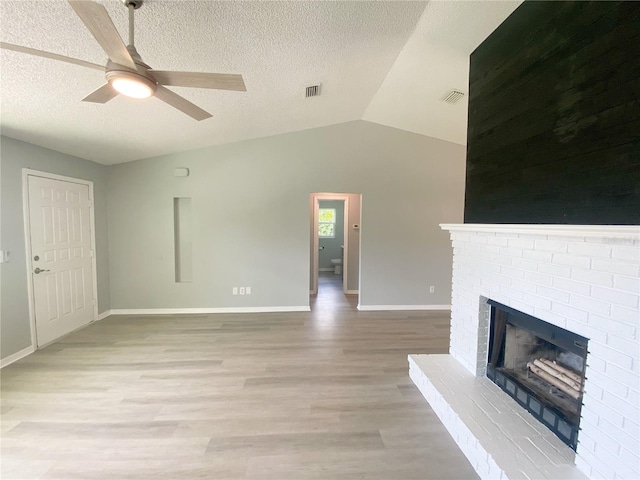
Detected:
left=103, top=306, right=311, bottom=317
left=357, top=305, right=451, bottom=311
left=0, top=346, right=35, bottom=368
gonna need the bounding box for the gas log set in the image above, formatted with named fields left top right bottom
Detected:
left=526, top=358, right=583, bottom=400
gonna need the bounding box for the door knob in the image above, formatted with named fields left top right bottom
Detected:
left=34, top=267, right=50, bottom=274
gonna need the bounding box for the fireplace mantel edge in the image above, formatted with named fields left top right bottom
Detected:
left=440, top=223, right=640, bottom=239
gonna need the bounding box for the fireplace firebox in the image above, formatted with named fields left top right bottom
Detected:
left=486, top=300, right=588, bottom=450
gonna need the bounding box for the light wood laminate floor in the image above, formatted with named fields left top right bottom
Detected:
left=1, top=275, right=478, bottom=479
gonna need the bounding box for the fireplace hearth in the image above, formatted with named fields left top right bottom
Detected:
left=486, top=300, right=588, bottom=450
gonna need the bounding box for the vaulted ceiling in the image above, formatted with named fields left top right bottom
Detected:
left=0, top=1, right=520, bottom=165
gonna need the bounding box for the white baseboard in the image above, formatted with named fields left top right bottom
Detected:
left=108, top=306, right=311, bottom=316
left=357, top=304, right=451, bottom=311
left=318, top=268, right=334, bottom=272
left=345, top=290, right=359, bottom=295
left=1, top=345, right=35, bottom=368
left=96, top=310, right=112, bottom=321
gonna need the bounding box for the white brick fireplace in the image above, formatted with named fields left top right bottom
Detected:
left=410, top=224, right=639, bottom=480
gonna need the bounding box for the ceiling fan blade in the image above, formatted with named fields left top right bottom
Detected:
left=155, top=86, right=212, bottom=121
left=150, top=71, right=246, bottom=92
left=82, top=83, right=118, bottom=103
left=68, top=0, right=136, bottom=70
left=1, top=42, right=104, bottom=71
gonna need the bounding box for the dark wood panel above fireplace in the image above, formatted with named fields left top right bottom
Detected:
left=464, top=1, right=640, bottom=225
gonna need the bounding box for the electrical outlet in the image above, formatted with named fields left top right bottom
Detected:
left=232, top=287, right=238, bottom=295
left=429, top=285, right=435, bottom=294
left=246, top=287, right=251, bottom=295
left=239, top=287, right=245, bottom=295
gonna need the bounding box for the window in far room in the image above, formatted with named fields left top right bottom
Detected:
left=318, top=208, right=336, bottom=238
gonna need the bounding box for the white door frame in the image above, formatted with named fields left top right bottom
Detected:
left=310, top=193, right=350, bottom=295
left=22, top=169, right=99, bottom=348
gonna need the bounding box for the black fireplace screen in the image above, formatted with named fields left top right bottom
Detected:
left=486, top=300, right=588, bottom=450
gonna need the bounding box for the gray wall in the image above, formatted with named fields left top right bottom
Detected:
left=0, top=137, right=110, bottom=360
left=107, top=120, right=465, bottom=309
left=318, top=200, right=345, bottom=270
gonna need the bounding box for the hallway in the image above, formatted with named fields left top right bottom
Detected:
left=310, top=271, right=357, bottom=313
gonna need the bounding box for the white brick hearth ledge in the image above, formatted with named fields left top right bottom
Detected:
left=409, top=354, right=587, bottom=480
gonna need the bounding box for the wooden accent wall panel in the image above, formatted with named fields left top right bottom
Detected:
left=465, top=1, right=640, bottom=224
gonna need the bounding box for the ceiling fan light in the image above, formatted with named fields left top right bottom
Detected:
left=112, top=77, right=153, bottom=98
left=107, top=71, right=156, bottom=99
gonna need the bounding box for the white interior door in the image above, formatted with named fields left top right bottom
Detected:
left=28, top=175, right=96, bottom=346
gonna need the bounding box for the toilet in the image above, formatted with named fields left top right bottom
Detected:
left=330, top=258, right=342, bottom=275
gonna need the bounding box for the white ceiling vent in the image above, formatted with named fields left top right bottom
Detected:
left=305, top=84, right=321, bottom=98
left=440, top=89, right=465, bottom=104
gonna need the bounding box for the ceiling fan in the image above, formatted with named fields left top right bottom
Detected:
left=0, top=0, right=246, bottom=120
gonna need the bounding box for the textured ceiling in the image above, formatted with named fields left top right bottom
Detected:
left=0, top=1, right=520, bottom=165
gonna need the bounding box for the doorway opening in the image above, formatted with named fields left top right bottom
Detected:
left=309, top=193, right=361, bottom=309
